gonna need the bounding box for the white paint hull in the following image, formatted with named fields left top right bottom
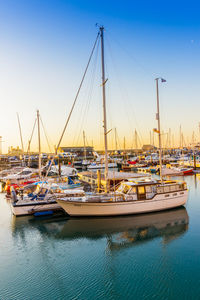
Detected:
left=57, top=190, right=188, bottom=216
left=87, top=163, right=117, bottom=169
left=11, top=203, right=62, bottom=216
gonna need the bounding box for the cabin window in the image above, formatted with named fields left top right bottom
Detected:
left=145, top=186, right=152, bottom=193
left=117, top=185, right=123, bottom=193
left=178, top=184, right=183, bottom=191
left=164, top=186, right=170, bottom=193
left=123, top=185, right=130, bottom=194
left=184, top=183, right=187, bottom=190
left=170, top=185, right=176, bottom=192
left=145, top=185, right=155, bottom=199
left=128, top=187, right=136, bottom=194
left=138, top=186, right=145, bottom=194
left=20, top=171, right=32, bottom=175
left=157, top=187, right=164, bottom=193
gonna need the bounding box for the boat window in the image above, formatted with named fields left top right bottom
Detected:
left=164, top=186, right=170, bottom=193
left=123, top=185, right=130, bottom=194
left=138, top=186, right=145, bottom=194
left=184, top=183, right=187, bottom=190
left=116, top=185, right=124, bottom=193
left=20, top=171, right=32, bottom=175
left=177, top=184, right=183, bottom=191
left=169, top=185, right=176, bottom=192
left=145, top=186, right=152, bottom=193
left=128, top=187, right=136, bottom=194
left=157, top=186, right=164, bottom=193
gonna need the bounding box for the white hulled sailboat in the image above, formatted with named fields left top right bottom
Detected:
left=56, top=26, right=188, bottom=216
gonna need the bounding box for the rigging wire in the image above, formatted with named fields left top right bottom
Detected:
left=105, top=34, right=145, bottom=147
left=44, top=30, right=100, bottom=181
left=56, top=31, right=100, bottom=153
left=39, top=115, right=53, bottom=153
left=73, top=36, right=100, bottom=146
left=106, top=29, right=156, bottom=79
left=26, top=118, right=37, bottom=154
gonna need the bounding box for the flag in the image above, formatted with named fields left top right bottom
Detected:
left=161, top=78, right=166, bottom=82
left=153, top=128, right=160, bottom=134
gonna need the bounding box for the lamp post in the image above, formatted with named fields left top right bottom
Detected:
left=155, top=77, right=166, bottom=183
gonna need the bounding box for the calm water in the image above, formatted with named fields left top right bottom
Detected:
left=1, top=175, right=200, bottom=299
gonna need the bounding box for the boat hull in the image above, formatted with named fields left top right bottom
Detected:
left=57, top=190, right=188, bottom=217
left=11, top=202, right=62, bottom=216
left=182, top=169, right=194, bottom=175
left=87, top=163, right=117, bottom=169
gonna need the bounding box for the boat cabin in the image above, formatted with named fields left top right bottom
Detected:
left=116, top=179, right=187, bottom=201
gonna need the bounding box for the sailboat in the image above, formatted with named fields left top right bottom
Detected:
left=9, top=110, right=82, bottom=216
left=56, top=26, right=188, bottom=216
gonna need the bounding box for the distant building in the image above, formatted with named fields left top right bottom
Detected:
left=142, top=144, right=157, bottom=151
left=8, top=146, right=23, bottom=156
left=59, top=146, right=94, bottom=159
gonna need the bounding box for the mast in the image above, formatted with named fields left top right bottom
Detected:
left=114, top=128, right=117, bottom=152
left=135, top=129, right=138, bottom=149
left=123, top=136, right=126, bottom=160
left=152, top=129, right=154, bottom=147
left=169, top=128, right=171, bottom=149
left=100, top=26, right=108, bottom=193
left=155, top=78, right=166, bottom=183
left=180, top=125, right=182, bottom=148
left=199, top=122, right=200, bottom=144
left=17, top=113, right=24, bottom=155
left=83, top=130, right=86, bottom=161
left=37, top=110, right=41, bottom=179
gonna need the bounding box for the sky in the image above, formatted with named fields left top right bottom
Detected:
left=1, top=0, right=200, bottom=152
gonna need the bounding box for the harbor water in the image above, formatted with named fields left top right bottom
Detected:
left=0, top=175, right=200, bottom=299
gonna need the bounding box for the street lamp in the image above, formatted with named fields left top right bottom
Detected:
left=155, top=77, right=166, bottom=183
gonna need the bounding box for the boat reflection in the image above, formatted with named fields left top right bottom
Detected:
left=12, top=207, right=189, bottom=250
left=58, top=208, right=189, bottom=248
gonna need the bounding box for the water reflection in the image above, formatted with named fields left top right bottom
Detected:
left=12, top=207, right=189, bottom=250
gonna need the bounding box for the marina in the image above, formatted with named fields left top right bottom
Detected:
left=1, top=174, right=200, bottom=299
left=1, top=0, right=200, bottom=299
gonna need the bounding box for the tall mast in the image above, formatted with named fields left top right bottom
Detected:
left=152, top=129, right=154, bottom=147
left=180, top=125, right=182, bottom=148
left=135, top=129, right=138, bottom=149
left=83, top=130, right=86, bottom=161
left=37, top=110, right=41, bottom=179
left=100, top=26, right=108, bottom=193
left=114, top=128, right=117, bottom=152
left=155, top=78, right=165, bottom=183
left=17, top=113, right=24, bottom=155
left=169, top=128, right=171, bottom=149
left=124, top=136, right=126, bottom=152
left=199, top=122, right=200, bottom=144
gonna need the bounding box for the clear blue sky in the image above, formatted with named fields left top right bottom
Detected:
left=0, top=0, right=200, bottom=152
